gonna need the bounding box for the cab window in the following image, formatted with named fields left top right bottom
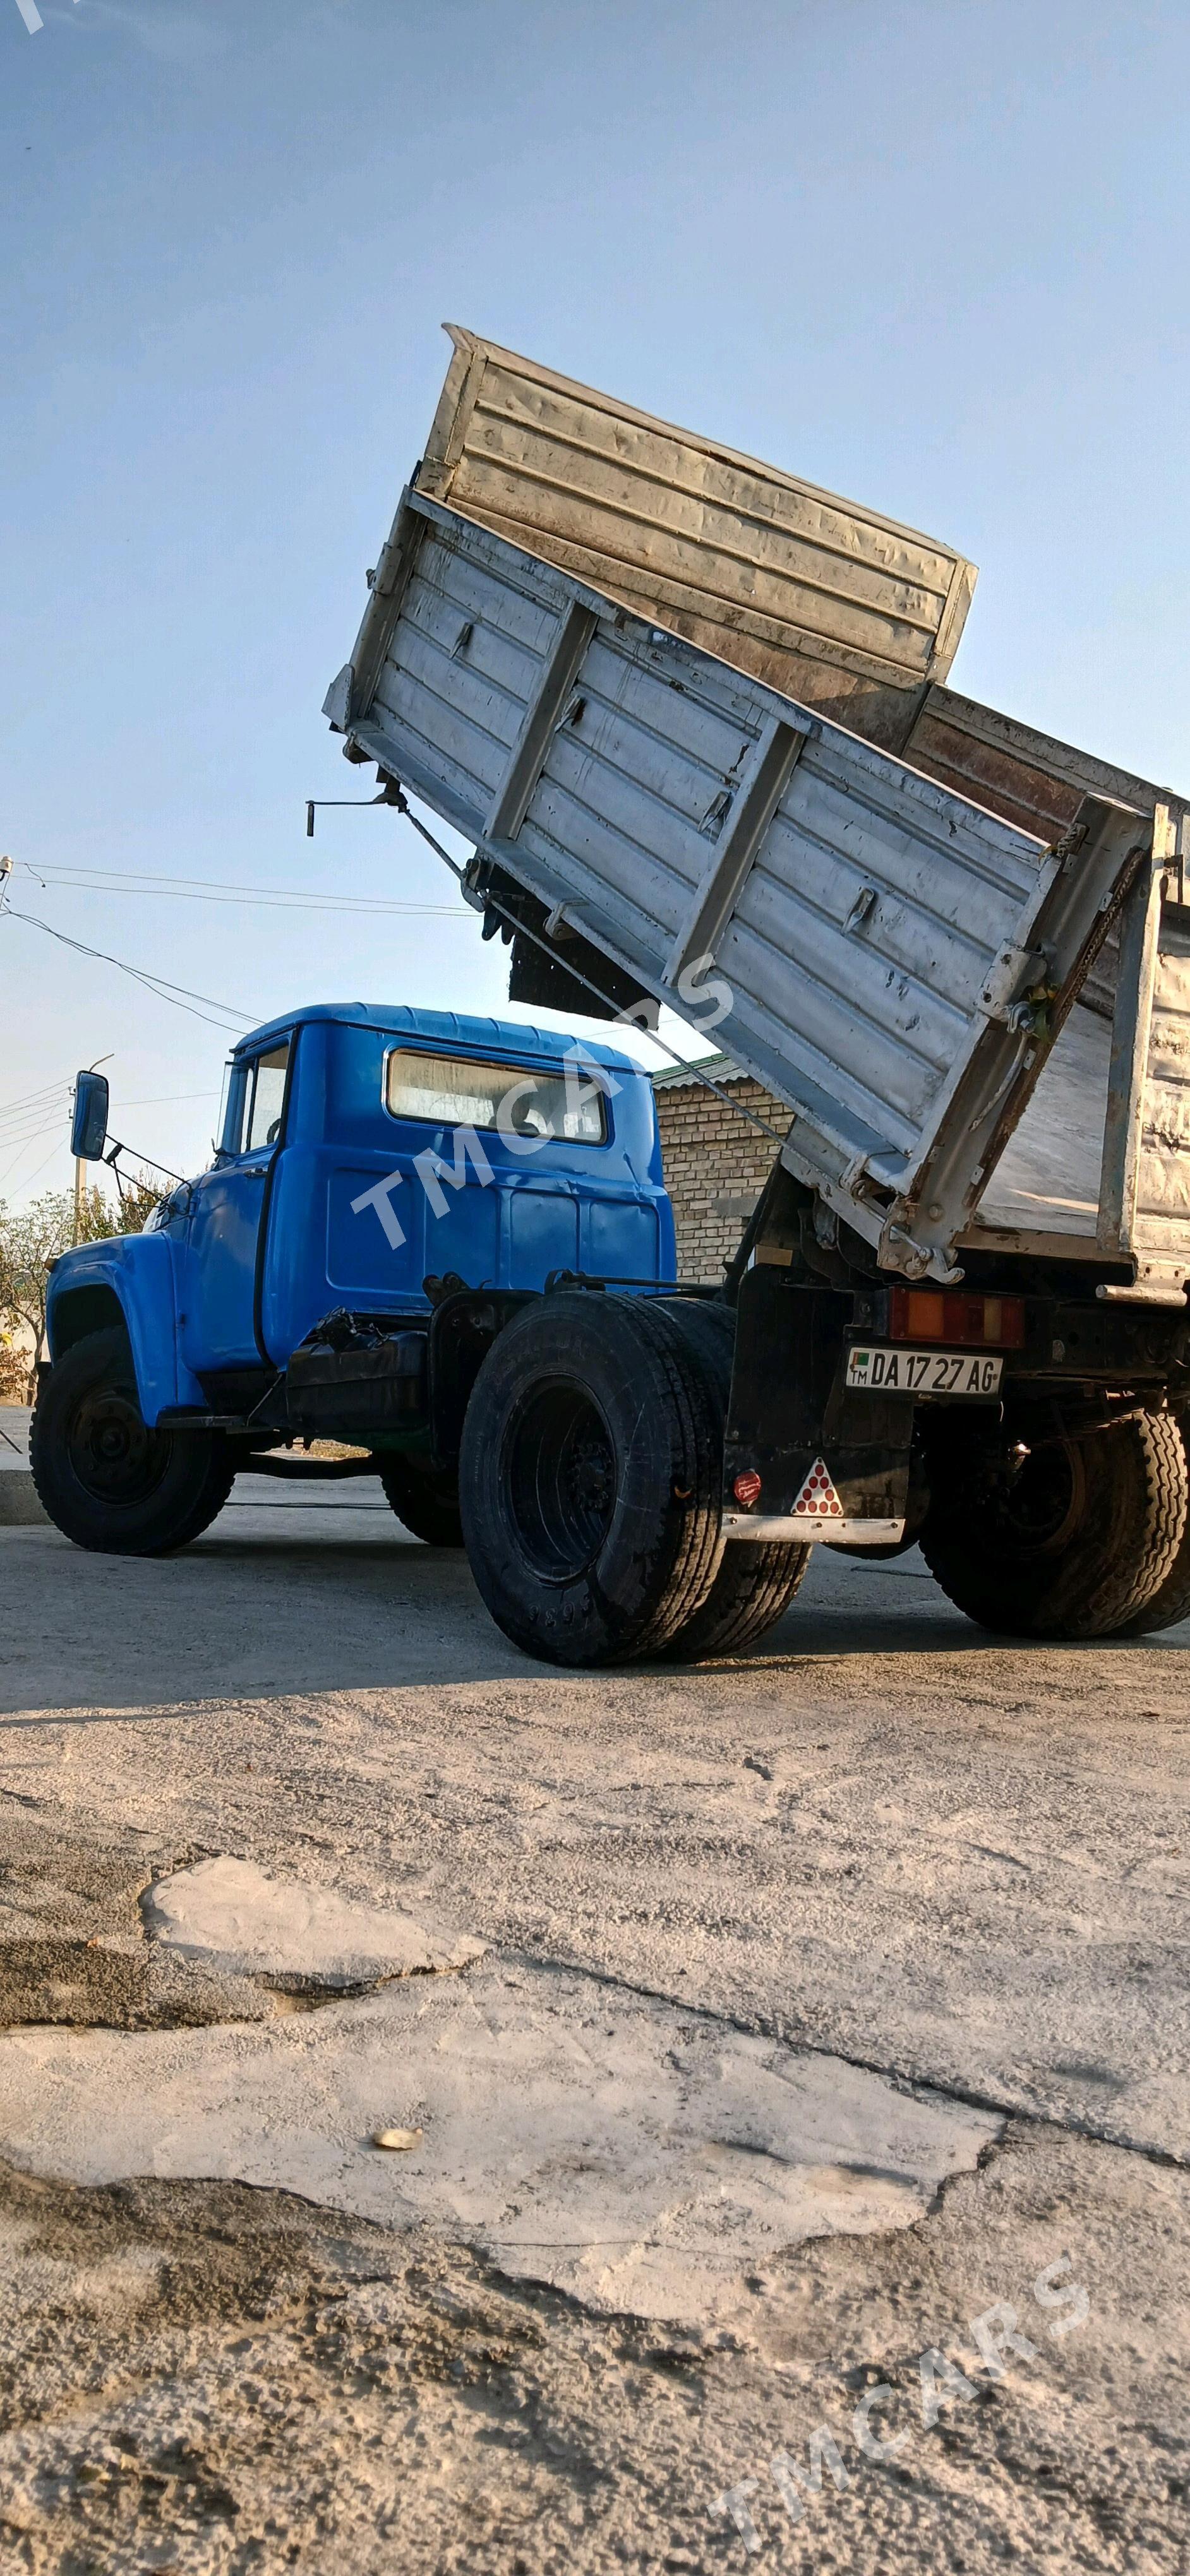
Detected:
left=244, top=1043, right=291, bottom=1151
left=384, top=1048, right=607, bottom=1144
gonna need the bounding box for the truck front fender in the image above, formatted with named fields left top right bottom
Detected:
left=45, top=1234, right=205, bottom=1426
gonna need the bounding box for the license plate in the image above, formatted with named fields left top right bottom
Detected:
left=845, top=1345, right=1004, bottom=1398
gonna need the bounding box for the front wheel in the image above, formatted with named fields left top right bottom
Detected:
left=920, top=1406, right=1187, bottom=1639
left=30, top=1328, right=234, bottom=1554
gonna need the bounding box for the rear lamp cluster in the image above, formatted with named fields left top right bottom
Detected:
left=887, top=1287, right=1025, bottom=1348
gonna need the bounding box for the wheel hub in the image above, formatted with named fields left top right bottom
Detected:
left=68, top=1385, right=170, bottom=1507
left=981, top=1435, right=1085, bottom=1558
left=505, top=1380, right=616, bottom=1582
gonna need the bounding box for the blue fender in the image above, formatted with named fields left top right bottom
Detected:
left=45, top=1233, right=206, bottom=1426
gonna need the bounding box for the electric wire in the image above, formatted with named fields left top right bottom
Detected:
left=3, top=911, right=253, bottom=1034
left=8, top=859, right=467, bottom=917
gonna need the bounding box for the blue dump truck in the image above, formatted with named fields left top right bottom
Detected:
left=31, top=333, right=1190, bottom=1662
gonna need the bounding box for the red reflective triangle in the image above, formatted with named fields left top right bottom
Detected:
left=790, top=1457, right=844, bottom=1518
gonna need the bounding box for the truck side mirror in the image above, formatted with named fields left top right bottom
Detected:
left=71, top=1071, right=110, bottom=1161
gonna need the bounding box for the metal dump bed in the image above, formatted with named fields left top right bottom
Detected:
left=326, top=493, right=1190, bottom=1297
left=418, top=326, right=977, bottom=752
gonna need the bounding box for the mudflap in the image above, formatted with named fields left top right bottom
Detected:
left=723, top=1268, right=916, bottom=1535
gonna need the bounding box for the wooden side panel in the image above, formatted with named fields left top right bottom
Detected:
left=418, top=326, right=977, bottom=751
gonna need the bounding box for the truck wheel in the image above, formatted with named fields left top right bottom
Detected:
left=653, top=1300, right=810, bottom=1657
left=376, top=1457, right=464, bottom=1547
left=920, top=1407, right=1187, bottom=1639
left=30, top=1328, right=234, bottom=1555
left=666, top=1539, right=810, bottom=1658
left=457, top=1293, right=721, bottom=1666
left=1122, top=1411, right=1190, bottom=1633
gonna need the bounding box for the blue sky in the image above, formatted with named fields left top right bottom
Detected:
left=3, top=0, right=1189, bottom=1198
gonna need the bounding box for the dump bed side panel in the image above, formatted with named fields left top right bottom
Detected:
left=418, top=326, right=977, bottom=752
left=333, top=495, right=1154, bottom=1280
left=906, top=686, right=1189, bottom=1023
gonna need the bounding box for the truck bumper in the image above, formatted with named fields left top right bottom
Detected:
left=722, top=1511, right=906, bottom=1544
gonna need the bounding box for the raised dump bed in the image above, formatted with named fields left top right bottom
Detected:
left=415, top=330, right=1186, bottom=864
left=417, top=326, right=977, bottom=752
left=326, top=490, right=1190, bottom=1298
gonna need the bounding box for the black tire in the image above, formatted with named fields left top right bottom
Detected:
left=376, top=1455, right=464, bottom=1548
left=30, top=1328, right=234, bottom=1556
left=654, top=1301, right=810, bottom=1658
left=457, top=1292, right=722, bottom=1667
left=920, top=1405, right=1187, bottom=1640
left=1122, top=1411, right=1190, bottom=1633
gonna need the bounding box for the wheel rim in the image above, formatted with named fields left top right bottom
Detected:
left=503, top=1378, right=616, bottom=1582
left=980, top=1437, right=1085, bottom=1559
left=66, top=1381, right=171, bottom=1509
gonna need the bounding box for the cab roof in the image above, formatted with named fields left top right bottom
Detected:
left=232, top=1001, right=647, bottom=1075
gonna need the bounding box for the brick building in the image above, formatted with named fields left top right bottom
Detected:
left=651, top=1053, right=790, bottom=1282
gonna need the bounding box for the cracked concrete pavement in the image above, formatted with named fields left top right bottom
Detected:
left=0, top=1476, right=1187, bottom=2570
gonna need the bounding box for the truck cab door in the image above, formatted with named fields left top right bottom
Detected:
left=181, top=1040, right=291, bottom=1373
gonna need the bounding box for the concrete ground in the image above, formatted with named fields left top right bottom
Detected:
left=0, top=1467, right=1187, bottom=2573
left=0, top=1407, right=41, bottom=1527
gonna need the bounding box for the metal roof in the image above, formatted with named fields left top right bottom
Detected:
left=232, top=1002, right=647, bottom=1075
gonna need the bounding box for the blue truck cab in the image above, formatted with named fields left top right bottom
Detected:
left=34, top=1005, right=676, bottom=1559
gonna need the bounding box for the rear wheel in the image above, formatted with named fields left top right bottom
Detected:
left=654, top=1301, right=810, bottom=1657
left=30, top=1328, right=234, bottom=1554
left=458, top=1293, right=721, bottom=1666
left=376, top=1455, right=464, bottom=1547
left=1122, top=1410, right=1190, bottom=1633
left=920, top=1405, right=1186, bottom=1639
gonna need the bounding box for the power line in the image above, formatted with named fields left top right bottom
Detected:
left=9, top=860, right=468, bottom=918
left=3, top=1133, right=76, bottom=1197
left=116, top=1088, right=219, bottom=1108
left=0, top=1076, right=72, bottom=1119
left=0, top=1111, right=71, bottom=1151
left=3, top=911, right=254, bottom=1034
left=0, top=1115, right=71, bottom=1194
left=0, top=1101, right=70, bottom=1141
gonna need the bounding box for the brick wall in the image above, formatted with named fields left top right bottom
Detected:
left=652, top=1061, right=790, bottom=1282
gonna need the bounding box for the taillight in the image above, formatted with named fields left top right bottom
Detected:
left=887, top=1286, right=1025, bottom=1349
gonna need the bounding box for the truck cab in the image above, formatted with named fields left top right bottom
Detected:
left=35, top=1005, right=675, bottom=1556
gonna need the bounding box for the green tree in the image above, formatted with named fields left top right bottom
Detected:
left=0, top=1186, right=117, bottom=1400
left=114, top=1167, right=169, bottom=1231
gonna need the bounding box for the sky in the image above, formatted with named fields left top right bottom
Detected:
left=3, top=0, right=1189, bottom=1202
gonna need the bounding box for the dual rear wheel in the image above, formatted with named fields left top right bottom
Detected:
left=457, top=1292, right=807, bottom=1667
left=920, top=1405, right=1188, bottom=1639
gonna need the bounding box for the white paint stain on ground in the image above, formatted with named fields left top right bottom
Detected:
left=0, top=1929, right=1000, bottom=2324
left=141, top=1855, right=486, bottom=1986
